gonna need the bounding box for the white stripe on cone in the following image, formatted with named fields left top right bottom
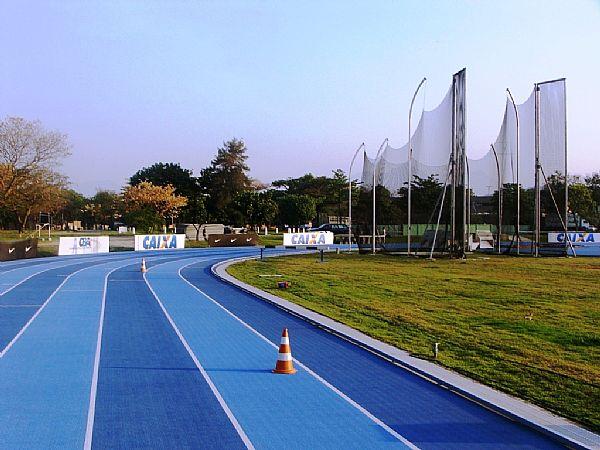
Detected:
left=278, top=352, right=292, bottom=361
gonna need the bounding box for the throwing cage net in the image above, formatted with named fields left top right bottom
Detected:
left=357, top=72, right=569, bottom=257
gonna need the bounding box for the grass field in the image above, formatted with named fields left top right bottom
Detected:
left=228, top=253, right=600, bottom=432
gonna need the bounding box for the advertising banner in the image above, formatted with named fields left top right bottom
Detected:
left=58, top=236, right=110, bottom=255
left=548, top=232, right=600, bottom=244
left=0, top=238, right=37, bottom=261
left=208, top=233, right=258, bottom=247
left=134, top=234, right=185, bottom=251
left=283, top=231, right=334, bottom=246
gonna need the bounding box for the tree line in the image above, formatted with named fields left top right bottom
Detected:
left=1, top=116, right=599, bottom=236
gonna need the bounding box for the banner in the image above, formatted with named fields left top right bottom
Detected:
left=283, top=231, right=334, bottom=246
left=0, top=238, right=38, bottom=261
left=548, top=232, right=600, bottom=244
left=134, top=234, right=185, bottom=251
left=58, top=236, right=110, bottom=255
left=208, top=233, right=258, bottom=247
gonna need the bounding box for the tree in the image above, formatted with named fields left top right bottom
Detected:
left=584, top=173, right=600, bottom=227
left=277, top=194, right=316, bottom=227
left=85, top=190, right=122, bottom=228
left=231, top=191, right=278, bottom=227
left=493, top=184, right=535, bottom=230
left=130, top=162, right=197, bottom=197
left=397, top=175, right=447, bottom=224
left=186, top=194, right=208, bottom=239
left=200, top=139, right=252, bottom=222
left=58, top=189, right=87, bottom=228
left=272, top=170, right=349, bottom=223
left=0, top=164, right=67, bottom=233
left=541, top=174, right=595, bottom=230
left=0, top=117, right=71, bottom=203
left=129, top=161, right=207, bottom=225
left=122, top=181, right=187, bottom=232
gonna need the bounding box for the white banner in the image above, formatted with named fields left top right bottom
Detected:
left=58, top=236, right=110, bottom=255
left=283, top=231, right=334, bottom=246
left=548, top=232, right=600, bottom=244
left=134, top=234, right=186, bottom=251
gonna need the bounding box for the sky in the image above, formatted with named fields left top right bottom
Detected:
left=1, top=1, right=599, bottom=196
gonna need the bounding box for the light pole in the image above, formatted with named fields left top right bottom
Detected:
left=408, top=77, right=426, bottom=255
left=372, top=138, right=388, bottom=254
left=348, top=142, right=365, bottom=252
left=507, top=88, right=520, bottom=254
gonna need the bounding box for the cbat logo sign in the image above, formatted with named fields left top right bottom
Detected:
left=283, top=231, right=334, bottom=246
left=78, top=237, right=92, bottom=248
left=58, top=236, right=109, bottom=255
left=549, top=232, right=599, bottom=244
left=134, top=234, right=185, bottom=251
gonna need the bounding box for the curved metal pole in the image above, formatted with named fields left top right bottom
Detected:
left=348, top=142, right=365, bottom=252
left=507, top=88, right=520, bottom=254
left=373, top=138, right=388, bottom=254
left=491, top=144, right=502, bottom=253
left=408, top=77, right=427, bottom=256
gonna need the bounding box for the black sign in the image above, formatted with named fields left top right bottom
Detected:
left=0, top=238, right=38, bottom=261
left=208, top=234, right=258, bottom=247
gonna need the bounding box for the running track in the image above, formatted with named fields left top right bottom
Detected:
left=0, top=248, right=577, bottom=448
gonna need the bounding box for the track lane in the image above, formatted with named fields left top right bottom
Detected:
left=0, top=257, right=136, bottom=448
left=90, top=256, right=248, bottom=449
left=146, top=257, right=414, bottom=449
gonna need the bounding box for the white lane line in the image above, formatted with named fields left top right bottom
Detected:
left=0, top=304, right=41, bottom=308
left=0, top=264, right=92, bottom=358
left=0, top=260, right=84, bottom=296
left=0, top=256, right=141, bottom=358
left=143, top=258, right=255, bottom=450
left=83, top=261, right=136, bottom=450
left=178, top=261, right=419, bottom=450
left=0, top=255, right=130, bottom=296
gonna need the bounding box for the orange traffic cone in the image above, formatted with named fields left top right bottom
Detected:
left=141, top=258, right=147, bottom=273
left=273, top=328, right=296, bottom=374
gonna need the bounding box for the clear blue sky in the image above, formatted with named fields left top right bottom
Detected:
left=1, top=1, right=599, bottom=195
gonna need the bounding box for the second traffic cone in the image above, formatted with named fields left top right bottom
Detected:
left=141, top=258, right=147, bottom=273
left=273, top=328, right=296, bottom=374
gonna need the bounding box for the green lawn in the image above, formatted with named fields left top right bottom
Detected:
left=227, top=253, right=600, bottom=432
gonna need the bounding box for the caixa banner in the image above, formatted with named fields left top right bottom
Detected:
left=58, top=236, right=110, bottom=255
left=548, top=232, right=600, bottom=244
left=134, top=234, right=185, bottom=251
left=283, top=231, right=334, bottom=246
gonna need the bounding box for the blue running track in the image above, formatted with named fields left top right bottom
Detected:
left=0, top=248, right=587, bottom=449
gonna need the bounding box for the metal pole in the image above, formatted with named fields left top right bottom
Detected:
left=507, top=88, right=520, bottom=254
left=348, top=143, right=365, bottom=252
left=534, top=84, right=541, bottom=257
left=463, top=157, right=471, bottom=255
left=564, top=80, right=569, bottom=256
left=491, top=144, right=502, bottom=253
left=408, top=77, right=427, bottom=256
left=450, top=77, right=456, bottom=255
left=372, top=139, right=388, bottom=254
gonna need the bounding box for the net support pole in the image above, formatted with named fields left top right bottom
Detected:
left=348, top=143, right=364, bottom=252
left=372, top=139, right=388, bottom=254
left=491, top=144, right=502, bottom=253
left=450, top=77, right=457, bottom=256
left=408, top=77, right=426, bottom=256
left=507, top=88, right=520, bottom=255
left=564, top=81, right=569, bottom=256
left=534, top=84, right=541, bottom=257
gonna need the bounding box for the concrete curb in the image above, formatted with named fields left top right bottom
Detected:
left=211, top=253, right=600, bottom=450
